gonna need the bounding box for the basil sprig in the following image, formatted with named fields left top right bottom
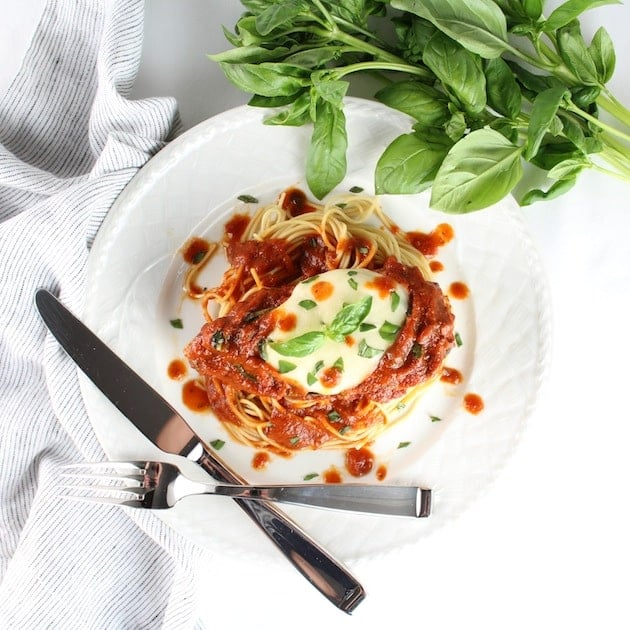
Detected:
left=212, top=0, right=630, bottom=212
left=267, top=296, right=373, bottom=358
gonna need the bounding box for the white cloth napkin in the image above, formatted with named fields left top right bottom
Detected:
left=0, top=1, right=212, bottom=627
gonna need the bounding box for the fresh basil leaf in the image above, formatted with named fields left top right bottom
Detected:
left=333, top=356, right=345, bottom=371
left=269, top=331, right=325, bottom=357
left=209, top=45, right=290, bottom=64
left=255, top=1, right=309, bottom=36
left=570, top=85, right=601, bottom=109
left=284, top=47, right=345, bottom=68
left=444, top=110, right=467, bottom=142
left=358, top=339, right=383, bottom=358
left=375, top=130, right=451, bottom=194
left=326, top=296, right=372, bottom=341
left=543, top=0, right=621, bottom=33
left=520, top=177, right=577, bottom=205
left=312, top=76, right=349, bottom=108
left=375, top=80, right=449, bottom=127
left=530, top=140, right=584, bottom=170
left=306, top=100, right=348, bottom=199
left=392, top=0, right=509, bottom=59
left=278, top=360, right=297, bottom=374
left=298, top=299, right=317, bottom=310
left=264, top=91, right=312, bottom=126
left=422, top=32, right=487, bottom=114
left=430, top=128, right=524, bottom=213
left=390, top=291, right=401, bottom=312
left=485, top=57, right=522, bottom=119
left=547, top=157, right=589, bottom=180
left=379, top=321, right=401, bottom=342
left=307, top=372, right=317, bottom=386
left=588, top=26, right=616, bottom=84
left=218, top=62, right=309, bottom=97
left=489, top=117, right=519, bottom=143
left=507, top=61, right=565, bottom=97
left=525, top=86, right=570, bottom=161
left=557, top=21, right=600, bottom=85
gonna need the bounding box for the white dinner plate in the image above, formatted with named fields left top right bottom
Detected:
left=81, top=97, right=551, bottom=564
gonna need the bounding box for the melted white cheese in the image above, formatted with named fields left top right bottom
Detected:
left=263, top=268, right=409, bottom=395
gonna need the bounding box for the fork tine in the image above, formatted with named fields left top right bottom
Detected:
left=59, top=471, right=145, bottom=484
left=61, top=493, right=144, bottom=508
left=59, top=484, right=148, bottom=496
left=59, top=461, right=147, bottom=473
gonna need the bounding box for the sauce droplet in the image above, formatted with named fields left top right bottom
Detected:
left=224, top=214, right=250, bottom=243
left=449, top=281, right=470, bottom=300
left=430, top=260, right=444, bottom=273
left=182, top=379, right=211, bottom=412
left=323, top=467, right=342, bottom=484
left=252, top=451, right=270, bottom=470
left=440, top=366, right=463, bottom=385
left=311, top=280, right=334, bottom=301
left=375, top=464, right=387, bottom=481
left=167, top=359, right=187, bottom=381
left=182, top=237, right=210, bottom=265
left=345, top=447, right=374, bottom=478
left=407, top=223, right=454, bottom=257
left=464, top=393, right=484, bottom=414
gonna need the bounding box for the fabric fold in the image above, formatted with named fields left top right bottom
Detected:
left=0, top=1, right=208, bottom=628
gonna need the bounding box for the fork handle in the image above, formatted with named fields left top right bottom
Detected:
left=194, top=446, right=365, bottom=613
left=210, top=484, right=431, bottom=518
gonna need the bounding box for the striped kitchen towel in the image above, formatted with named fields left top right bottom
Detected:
left=0, top=1, right=211, bottom=628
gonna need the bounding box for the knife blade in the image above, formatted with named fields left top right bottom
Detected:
left=34, top=288, right=365, bottom=613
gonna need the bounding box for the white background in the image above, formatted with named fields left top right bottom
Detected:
left=3, top=1, right=630, bottom=629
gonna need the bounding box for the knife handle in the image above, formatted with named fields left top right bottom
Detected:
left=195, top=447, right=365, bottom=613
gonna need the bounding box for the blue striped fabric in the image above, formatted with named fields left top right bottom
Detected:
left=0, top=1, right=209, bottom=627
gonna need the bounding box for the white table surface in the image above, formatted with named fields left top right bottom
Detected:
left=4, top=2, right=630, bottom=628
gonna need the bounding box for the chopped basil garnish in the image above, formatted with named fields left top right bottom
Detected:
left=332, top=356, right=344, bottom=371
left=339, top=426, right=350, bottom=435
left=455, top=332, right=463, bottom=347
left=237, top=194, right=258, bottom=203
left=430, top=415, right=442, bottom=423
left=210, top=439, right=225, bottom=450
left=278, top=360, right=297, bottom=374
left=192, top=250, right=207, bottom=264
left=411, top=342, right=423, bottom=358
left=390, top=290, right=400, bottom=312
left=358, top=339, right=382, bottom=358
left=169, top=318, right=183, bottom=329
left=269, top=331, right=325, bottom=357
left=211, top=330, right=225, bottom=349
left=397, top=441, right=411, bottom=449
left=289, top=436, right=300, bottom=445
left=348, top=277, right=358, bottom=290
left=349, top=186, right=364, bottom=193
left=379, top=320, right=400, bottom=342
left=303, top=472, right=319, bottom=481
left=347, top=270, right=358, bottom=276
left=234, top=365, right=257, bottom=381
left=359, top=322, right=376, bottom=332
left=298, top=299, right=317, bottom=310
left=325, top=296, right=372, bottom=342
left=306, top=372, right=317, bottom=386
left=314, top=360, right=324, bottom=373
left=327, top=410, right=341, bottom=422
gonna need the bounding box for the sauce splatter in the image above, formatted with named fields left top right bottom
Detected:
left=282, top=188, right=318, bottom=216
left=167, top=359, right=187, bottom=380
left=182, top=379, right=211, bottom=412
left=407, top=223, right=454, bottom=257
left=464, top=393, right=484, bottom=414
left=276, top=310, right=297, bottom=332
left=345, top=447, right=374, bottom=477
left=449, top=281, right=470, bottom=300
left=323, top=467, right=342, bottom=483
left=182, top=237, right=210, bottom=265
left=311, top=280, right=334, bottom=301
left=430, top=260, right=444, bottom=273
left=252, top=451, right=270, bottom=470
left=224, top=214, right=250, bottom=243
left=365, top=275, right=397, bottom=299
left=440, top=366, right=463, bottom=385
left=376, top=464, right=387, bottom=481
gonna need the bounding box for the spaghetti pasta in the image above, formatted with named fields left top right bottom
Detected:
left=183, top=188, right=455, bottom=456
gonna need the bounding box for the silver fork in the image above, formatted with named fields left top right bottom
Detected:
left=59, top=460, right=431, bottom=518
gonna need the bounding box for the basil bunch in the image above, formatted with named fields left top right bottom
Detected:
left=211, top=0, right=630, bottom=212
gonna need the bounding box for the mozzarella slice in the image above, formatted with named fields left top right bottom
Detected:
left=263, top=268, right=408, bottom=395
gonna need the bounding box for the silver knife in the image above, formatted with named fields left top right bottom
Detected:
left=34, top=288, right=365, bottom=613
